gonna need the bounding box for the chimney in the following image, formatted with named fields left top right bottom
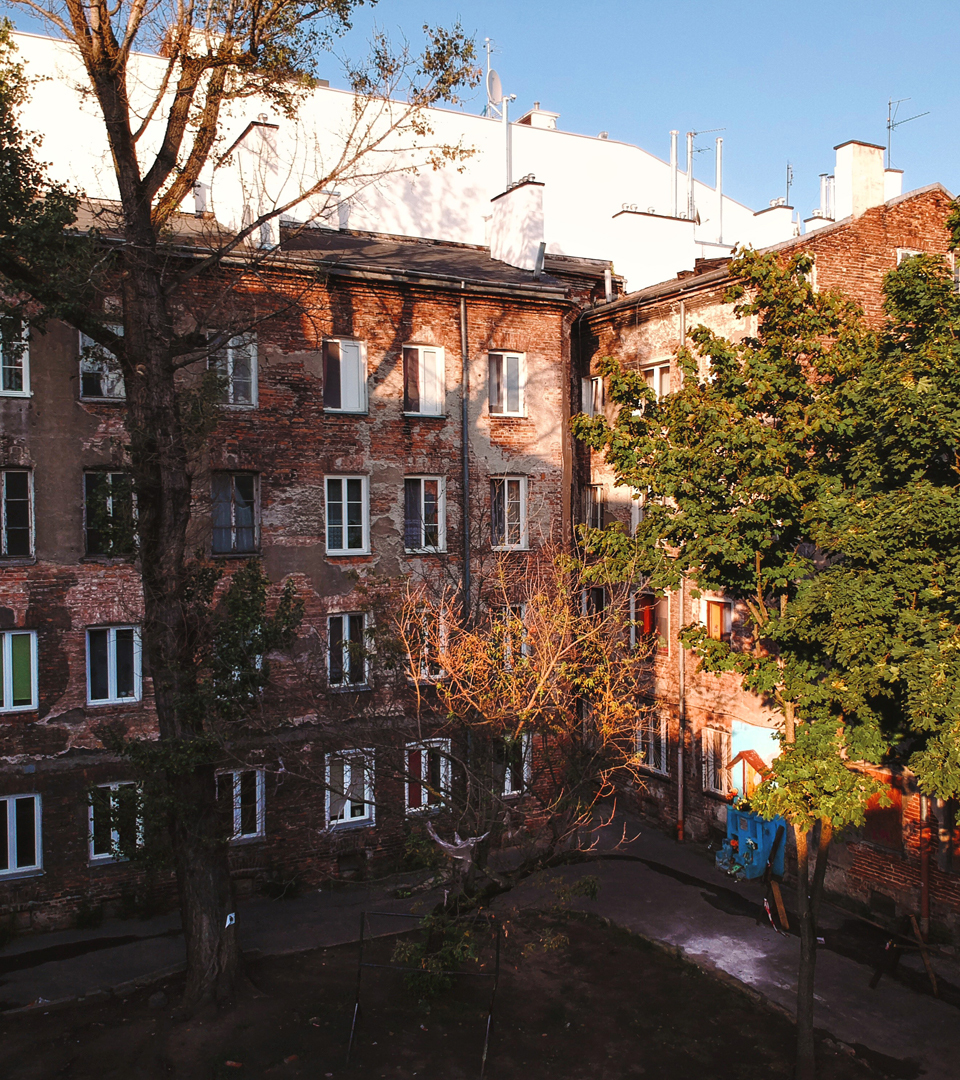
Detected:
left=833, top=140, right=885, bottom=219
left=884, top=168, right=904, bottom=202
left=489, top=178, right=545, bottom=272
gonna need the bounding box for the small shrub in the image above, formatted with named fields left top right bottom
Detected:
left=75, top=900, right=104, bottom=930
left=391, top=914, right=480, bottom=997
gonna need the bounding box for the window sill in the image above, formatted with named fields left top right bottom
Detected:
left=326, top=550, right=372, bottom=558
left=86, top=697, right=143, bottom=708
left=328, top=684, right=371, bottom=694
left=404, top=548, right=447, bottom=556
left=489, top=412, right=527, bottom=419
left=405, top=804, right=447, bottom=816
left=219, top=402, right=258, bottom=410
left=81, top=554, right=136, bottom=564
left=403, top=412, right=447, bottom=419
left=212, top=550, right=262, bottom=560
left=491, top=545, right=530, bottom=553
left=88, top=856, right=131, bottom=866
left=0, top=868, right=44, bottom=883
left=0, top=390, right=32, bottom=399
left=324, top=408, right=369, bottom=416
left=229, top=834, right=266, bottom=846
left=80, top=396, right=126, bottom=404
left=328, top=818, right=375, bottom=831
left=0, top=556, right=37, bottom=566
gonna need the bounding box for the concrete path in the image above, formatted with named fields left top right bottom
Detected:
left=2, top=825, right=958, bottom=1078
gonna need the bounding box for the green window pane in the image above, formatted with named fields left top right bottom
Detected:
left=11, top=633, right=33, bottom=707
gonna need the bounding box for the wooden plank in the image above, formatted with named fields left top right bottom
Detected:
left=771, top=880, right=789, bottom=931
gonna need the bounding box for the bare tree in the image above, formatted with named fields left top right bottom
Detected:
left=0, top=3, right=478, bottom=1007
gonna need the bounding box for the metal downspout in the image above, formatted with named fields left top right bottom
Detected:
left=460, top=289, right=471, bottom=624
left=677, top=297, right=688, bottom=842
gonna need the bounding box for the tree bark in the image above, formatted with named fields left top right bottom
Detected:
left=794, top=824, right=817, bottom=1080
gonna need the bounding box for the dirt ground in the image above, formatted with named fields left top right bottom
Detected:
left=0, top=910, right=885, bottom=1080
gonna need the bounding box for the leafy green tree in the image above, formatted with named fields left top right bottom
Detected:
left=573, top=249, right=893, bottom=1080
left=0, top=5, right=478, bottom=1006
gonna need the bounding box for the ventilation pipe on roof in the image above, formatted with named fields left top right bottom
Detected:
left=686, top=132, right=695, bottom=221
left=670, top=130, right=679, bottom=217
left=715, top=137, right=723, bottom=244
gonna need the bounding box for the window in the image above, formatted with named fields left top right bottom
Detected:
left=325, top=476, right=369, bottom=554
left=209, top=333, right=257, bottom=406
left=212, top=473, right=258, bottom=555
left=217, top=769, right=266, bottom=840
left=410, top=608, right=445, bottom=681
left=404, top=477, right=445, bottom=551
left=896, top=248, right=923, bottom=266
left=495, top=604, right=528, bottom=668
left=80, top=327, right=125, bottom=400
left=642, top=363, right=670, bottom=401
left=406, top=739, right=451, bottom=812
left=327, top=751, right=374, bottom=827
left=0, top=794, right=41, bottom=875
left=582, top=376, right=604, bottom=418
left=84, top=471, right=135, bottom=556
left=497, top=734, right=532, bottom=797
left=702, top=727, right=731, bottom=795
left=488, top=352, right=524, bottom=416
left=639, top=714, right=669, bottom=774
left=584, top=586, right=606, bottom=617
left=1, top=469, right=32, bottom=558
left=705, top=599, right=732, bottom=643
left=633, top=592, right=669, bottom=651
left=491, top=476, right=527, bottom=549
left=323, top=339, right=366, bottom=412
left=328, top=612, right=368, bottom=688
left=0, top=318, right=28, bottom=396
left=89, top=782, right=142, bottom=862
left=630, top=488, right=647, bottom=535
left=403, top=344, right=444, bottom=415
left=0, top=631, right=38, bottom=713
left=86, top=626, right=142, bottom=705
left=585, top=484, right=604, bottom=530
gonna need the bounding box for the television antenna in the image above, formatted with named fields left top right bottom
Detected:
left=887, top=97, right=929, bottom=169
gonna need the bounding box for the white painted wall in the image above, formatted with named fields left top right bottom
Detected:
left=12, top=31, right=796, bottom=290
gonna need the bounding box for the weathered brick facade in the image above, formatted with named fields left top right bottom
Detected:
left=0, top=226, right=611, bottom=931
left=578, top=183, right=960, bottom=932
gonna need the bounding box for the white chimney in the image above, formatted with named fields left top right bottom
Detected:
left=833, top=141, right=885, bottom=219
left=884, top=168, right=904, bottom=202
left=489, top=179, right=545, bottom=272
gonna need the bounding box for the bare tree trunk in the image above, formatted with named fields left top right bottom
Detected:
left=120, top=227, right=240, bottom=1008
left=794, top=825, right=816, bottom=1080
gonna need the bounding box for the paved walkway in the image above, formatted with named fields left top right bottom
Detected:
left=2, top=825, right=958, bottom=1078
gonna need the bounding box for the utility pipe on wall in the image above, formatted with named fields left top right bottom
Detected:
left=502, top=94, right=516, bottom=190
left=920, top=794, right=931, bottom=937
left=670, top=130, right=679, bottom=217
left=715, top=137, right=723, bottom=244
left=460, top=290, right=471, bottom=623
left=686, top=131, right=695, bottom=221
left=677, top=298, right=687, bottom=843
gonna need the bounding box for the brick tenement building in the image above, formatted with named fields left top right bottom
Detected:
left=0, top=208, right=614, bottom=931
left=577, top=144, right=960, bottom=933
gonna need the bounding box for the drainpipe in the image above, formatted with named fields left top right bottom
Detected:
left=676, top=297, right=688, bottom=843
left=920, top=794, right=931, bottom=937
left=670, top=130, right=679, bottom=217
left=460, top=289, right=471, bottom=624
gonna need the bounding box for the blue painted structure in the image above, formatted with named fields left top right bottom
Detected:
left=715, top=808, right=787, bottom=880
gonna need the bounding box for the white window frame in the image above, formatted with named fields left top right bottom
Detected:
left=324, top=475, right=370, bottom=555
left=1, top=468, right=34, bottom=558
left=83, top=470, right=135, bottom=557
left=86, top=626, right=143, bottom=705
left=491, top=476, right=528, bottom=550
left=0, top=793, right=42, bottom=875
left=208, top=332, right=258, bottom=407
left=405, top=738, right=452, bottom=814
left=404, top=476, right=446, bottom=552
left=501, top=733, right=533, bottom=797
left=896, top=248, right=924, bottom=266
left=217, top=768, right=266, bottom=840
left=701, top=597, right=733, bottom=643
left=211, top=472, right=259, bottom=555
left=638, top=714, right=669, bottom=775
left=0, top=630, right=38, bottom=713
left=326, top=750, right=375, bottom=828
left=585, top=483, right=604, bottom=530
left=488, top=351, right=525, bottom=417
left=322, top=338, right=367, bottom=413
left=642, top=362, right=670, bottom=402
left=79, top=326, right=125, bottom=401
left=402, top=344, right=445, bottom=416
left=88, top=781, right=142, bottom=863
left=631, top=590, right=669, bottom=653
left=0, top=317, right=29, bottom=397
left=629, top=487, right=646, bottom=536
left=327, top=611, right=369, bottom=689
left=496, top=603, right=529, bottom=669
left=582, top=375, right=604, bottom=418
left=702, top=727, right=732, bottom=795
left=409, top=607, right=446, bottom=682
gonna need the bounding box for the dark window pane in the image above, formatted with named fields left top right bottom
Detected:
left=88, top=629, right=109, bottom=700
left=84, top=472, right=107, bottom=554
left=239, top=771, right=258, bottom=835
left=90, top=787, right=112, bottom=857
left=491, top=480, right=505, bottom=546
left=326, top=479, right=343, bottom=549
left=506, top=355, right=520, bottom=413
left=3, top=471, right=30, bottom=557
left=1, top=319, right=24, bottom=392
left=0, top=800, right=8, bottom=870
left=115, top=628, right=135, bottom=698
left=403, top=346, right=420, bottom=412
left=323, top=340, right=341, bottom=408
left=404, top=479, right=421, bottom=549
left=407, top=749, right=422, bottom=808
left=428, top=749, right=443, bottom=804
left=115, top=785, right=139, bottom=854
left=211, top=474, right=232, bottom=554
left=328, top=615, right=344, bottom=684
left=346, top=478, right=363, bottom=549
left=231, top=343, right=253, bottom=404
left=347, top=613, right=364, bottom=684
left=14, top=796, right=36, bottom=868
left=423, top=480, right=439, bottom=548
left=328, top=759, right=345, bottom=821
left=233, top=475, right=256, bottom=552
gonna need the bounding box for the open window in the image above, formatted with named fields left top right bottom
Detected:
left=0, top=630, right=38, bottom=713
left=0, top=794, right=41, bottom=875
left=89, top=782, right=142, bottom=862
left=212, top=472, right=259, bottom=555
left=702, top=727, right=731, bottom=795
left=491, top=476, right=528, bottom=549
left=403, top=345, right=444, bottom=416
left=217, top=768, right=266, bottom=840
left=488, top=352, right=524, bottom=416
left=405, top=739, right=451, bottom=812
left=84, top=471, right=135, bottom=557
left=80, top=327, right=125, bottom=400
left=209, top=333, right=257, bottom=406
left=496, top=734, right=532, bottom=797
left=639, top=714, right=669, bottom=774
left=0, top=318, right=29, bottom=397
left=323, top=339, right=366, bottom=412
left=327, top=751, right=375, bottom=827
left=328, top=612, right=369, bottom=689
left=404, top=477, right=445, bottom=552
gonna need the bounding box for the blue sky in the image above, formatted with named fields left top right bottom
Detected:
left=7, top=0, right=958, bottom=215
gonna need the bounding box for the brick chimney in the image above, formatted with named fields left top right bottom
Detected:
left=833, top=140, right=885, bottom=219
left=489, top=178, right=545, bottom=271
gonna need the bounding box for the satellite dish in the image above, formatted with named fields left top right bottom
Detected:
left=486, top=68, right=503, bottom=106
